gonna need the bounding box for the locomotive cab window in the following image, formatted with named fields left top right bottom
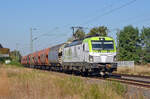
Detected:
left=103, top=41, right=114, bottom=50
left=92, top=41, right=103, bottom=50
left=92, top=40, right=114, bottom=50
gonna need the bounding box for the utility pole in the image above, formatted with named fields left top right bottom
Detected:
left=30, top=28, right=38, bottom=53
left=71, top=26, right=83, bottom=39
left=16, top=43, right=19, bottom=61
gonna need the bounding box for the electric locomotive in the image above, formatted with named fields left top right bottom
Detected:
left=62, top=36, right=117, bottom=76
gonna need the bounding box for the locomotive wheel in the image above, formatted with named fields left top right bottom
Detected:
left=81, top=71, right=88, bottom=77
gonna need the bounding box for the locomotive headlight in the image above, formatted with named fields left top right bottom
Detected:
left=89, top=55, right=94, bottom=62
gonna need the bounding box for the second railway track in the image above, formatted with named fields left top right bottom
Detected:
left=106, top=73, right=150, bottom=88
left=112, top=73, right=150, bottom=79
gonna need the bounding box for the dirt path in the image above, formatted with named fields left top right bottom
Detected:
left=0, top=65, right=10, bottom=97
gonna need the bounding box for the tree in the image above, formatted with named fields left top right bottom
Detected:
left=88, top=26, right=108, bottom=36
left=67, top=29, right=86, bottom=42
left=67, top=37, right=74, bottom=42
left=117, top=25, right=141, bottom=63
left=74, top=29, right=85, bottom=40
left=10, top=50, right=22, bottom=62
left=140, top=27, right=150, bottom=63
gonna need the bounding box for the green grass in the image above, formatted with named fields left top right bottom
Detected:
left=6, top=61, right=23, bottom=68
left=110, top=81, right=127, bottom=96
left=0, top=57, right=11, bottom=64
left=54, top=76, right=125, bottom=99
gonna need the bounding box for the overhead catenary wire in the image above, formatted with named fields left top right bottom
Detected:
left=51, top=0, right=127, bottom=32
left=34, top=29, right=72, bottom=51
left=66, top=0, right=137, bottom=39
left=24, top=0, right=138, bottom=54
left=107, top=16, right=150, bottom=34
left=32, top=0, right=131, bottom=42
left=61, top=1, right=123, bottom=29
left=131, top=17, right=150, bottom=25
left=81, top=0, right=137, bottom=25
left=110, top=13, right=150, bottom=27
left=33, top=27, right=59, bottom=41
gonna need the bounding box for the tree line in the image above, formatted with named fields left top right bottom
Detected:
left=70, top=25, right=150, bottom=64
left=68, top=26, right=108, bottom=41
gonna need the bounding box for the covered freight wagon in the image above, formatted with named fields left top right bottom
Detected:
left=48, top=44, right=65, bottom=66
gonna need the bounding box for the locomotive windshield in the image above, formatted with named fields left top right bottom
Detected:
left=92, top=40, right=114, bottom=50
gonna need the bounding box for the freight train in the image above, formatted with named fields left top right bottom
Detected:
left=21, top=36, right=117, bottom=76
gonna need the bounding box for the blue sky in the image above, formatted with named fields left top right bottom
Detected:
left=0, top=0, right=150, bottom=55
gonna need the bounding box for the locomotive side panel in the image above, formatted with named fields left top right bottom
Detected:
left=63, top=44, right=84, bottom=63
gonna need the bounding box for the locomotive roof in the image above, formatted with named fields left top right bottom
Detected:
left=65, top=40, right=82, bottom=48
left=65, top=36, right=114, bottom=48
left=50, top=43, right=65, bottom=48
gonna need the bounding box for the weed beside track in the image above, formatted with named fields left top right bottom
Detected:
left=115, top=65, right=150, bottom=76
left=0, top=64, right=126, bottom=99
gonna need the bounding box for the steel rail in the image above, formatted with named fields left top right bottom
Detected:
left=112, top=73, right=150, bottom=79
left=24, top=66, right=150, bottom=88
left=106, top=77, right=150, bottom=88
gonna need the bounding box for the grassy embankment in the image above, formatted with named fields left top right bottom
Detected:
left=116, top=64, right=150, bottom=76
left=0, top=63, right=128, bottom=99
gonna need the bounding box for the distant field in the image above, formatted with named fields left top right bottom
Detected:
left=0, top=64, right=128, bottom=99
left=116, top=65, right=150, bottom=76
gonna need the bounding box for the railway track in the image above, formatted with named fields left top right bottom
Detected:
left=112, top=73, right=150, bottom=79
left=27, top=66, right=150, bottom=88
left=107, top=73, right=150, bottom=88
